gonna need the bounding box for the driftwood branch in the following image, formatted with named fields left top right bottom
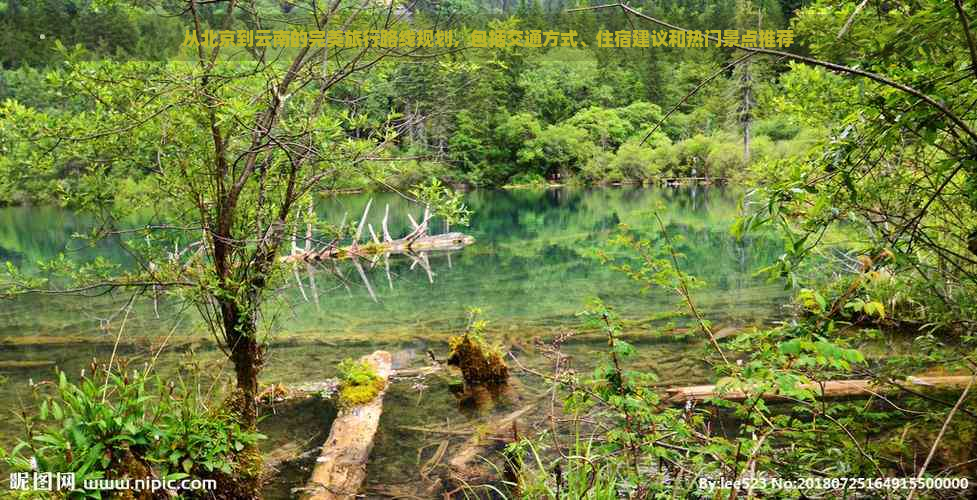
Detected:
left=381, top=204, right=392, bottom=242
left=354, top=198, right=373, bottom=243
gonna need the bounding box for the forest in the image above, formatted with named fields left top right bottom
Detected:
left=0, top=0, right=976, bottom=498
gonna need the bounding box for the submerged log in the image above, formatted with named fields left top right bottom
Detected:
left=448, top=402, right=538, bottom=483
left=0, top=360, right=56, bottom=369
left=666, top=375, right=976, bottom=404
left=300, top=351, right=392, bottom=500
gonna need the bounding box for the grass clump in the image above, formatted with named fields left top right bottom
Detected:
left=336, top=358, right=385, bottom=409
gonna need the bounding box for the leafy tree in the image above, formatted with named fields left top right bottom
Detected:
left=565, top=106, right=632, bottom=149
left=521, top=123, right=595, bottom=178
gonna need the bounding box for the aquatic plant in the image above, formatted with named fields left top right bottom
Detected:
left=503, top=434, right=628, bottom=499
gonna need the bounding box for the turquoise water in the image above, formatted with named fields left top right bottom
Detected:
left=0, top=186, right=789, bottom=495
left=0, top=186, right=785, bottom=337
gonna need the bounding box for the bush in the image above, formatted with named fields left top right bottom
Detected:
left=648, top=141, right=680, bottom=176
left=565, top=107, right=632, bottom=149
left=618, top=101, right=664, bottom=132
left=506, top=171, right=548, bottom=187
left=520, top=123, right=596, bottom=178
left=668, top=134, right=714, bottom=176
left=750, top=134, right=776, bottom=163
left=705, top=141, right=745, bottom=178
left=579, top=151, right=619, bottom=184
left=495, top=112, right=543, bottom=152
left=385, top=159, right=452, bottom=187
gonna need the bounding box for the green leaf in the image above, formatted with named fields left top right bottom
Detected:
left=779, top=339, right=802, bottom=356
left=864, top=301, right=885, bottom=318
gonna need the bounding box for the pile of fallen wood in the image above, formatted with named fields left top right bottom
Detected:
left=282, top=200, right=474, bottom=304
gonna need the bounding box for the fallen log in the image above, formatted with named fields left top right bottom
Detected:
left=666, top=375, right=976, bottom=404
left=448, top=401, right=538, bottom=483
left=283, top=201, right=474, bottom=264
left=300, top=351, right=393, bottom=500
left=390, top=365, right=444, bottom=379
left=0, top=360, right=56, bottom=369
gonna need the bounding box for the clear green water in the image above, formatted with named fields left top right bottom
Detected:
left=0, top=186, right=790, bottom=496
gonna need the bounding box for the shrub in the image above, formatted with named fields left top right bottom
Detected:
left=495, top=112, right=543, bottom=153
left=565, top=106, right=632, bottom=149
left=385, top=159, right=452, bottom=187
left=617, top=101, right=664, bottom=132
left=705, top=141, right=745, bottom=178
left=754, top=115, right=802, bottom=141
left=579, top=151, right=620, bottom=184
left=648, top=141, right=680, bottom=176
left=506, top=171, right=548, bottom=187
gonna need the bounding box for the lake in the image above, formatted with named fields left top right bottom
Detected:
left=0, top=186, right=789, bottom=496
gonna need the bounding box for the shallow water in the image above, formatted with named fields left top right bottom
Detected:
left=0, top=186, right=790, bottom=495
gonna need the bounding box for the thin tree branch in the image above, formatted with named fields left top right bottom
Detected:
left=906, top=377, right=974, bottom=500
left=954, top=0, right=977, bottom=82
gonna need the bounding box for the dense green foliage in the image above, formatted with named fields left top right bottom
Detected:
left=0, top=0, right=814, bottom=205
left=0, top=0, right=182, bottom=68
left=495, top=0, right=977, bottom=496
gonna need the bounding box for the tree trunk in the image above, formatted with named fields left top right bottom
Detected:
left=221, top=300, right=265, bottom=498
left=741, top=63, right=752, bottom=165
left=229, top=325, right=263, bottom=427
left=743, top=111, right=751, bottom=164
